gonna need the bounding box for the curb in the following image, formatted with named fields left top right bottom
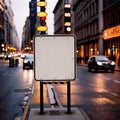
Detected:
left=17, top=82, right=35, bottom=120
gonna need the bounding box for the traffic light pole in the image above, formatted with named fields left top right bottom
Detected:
left=67, top=81, right=71, bottom=114
left=40, top=6, right=46, bottom=34
left=38, top=0, right=47, bottom=114
left=40, top=81, right=44, bottom=114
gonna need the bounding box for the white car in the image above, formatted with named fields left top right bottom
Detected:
left=23, top=54, right=34, bottom=69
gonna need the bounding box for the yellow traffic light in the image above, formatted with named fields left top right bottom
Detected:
left=37, top=12, right=48, bottom=17
left=37, top=1, right=47, bottom=7
left=37, top=26, right=48, bottom=32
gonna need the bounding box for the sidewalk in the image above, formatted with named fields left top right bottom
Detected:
left=26, top=81, right=90, bottom=120
left=28, top=107, right=90, bottom=120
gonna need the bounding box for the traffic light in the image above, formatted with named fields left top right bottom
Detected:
left=37, top=0, right=48, bottom=34
left=40, top=17, right=46, bottom=26
left=64, top=3, right=71, bottom=33
left=37, top=0, right=47, bottom=7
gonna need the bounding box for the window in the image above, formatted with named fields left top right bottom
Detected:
left=118, top=10, right=120, bottom=24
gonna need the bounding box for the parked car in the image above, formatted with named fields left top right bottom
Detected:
left=88, top=55, right=115, bottom=72
left=23, top=54, right=34, bottom=69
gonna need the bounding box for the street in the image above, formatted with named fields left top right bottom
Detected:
left=1, top=1, right=120, bottom=120
left=0, top=59, right=34, bottom=120
left=54, top=66, right=120, bottom=120
left=0, top=59, right=120, bottom=120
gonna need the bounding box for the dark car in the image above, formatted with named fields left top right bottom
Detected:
left=23, top=54, right=34, bottom=69
left=88, top=55, right=115, bottom=72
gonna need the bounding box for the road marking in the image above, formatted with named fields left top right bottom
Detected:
left=89, top=83, right=119, bottom=97
left=104, top=78, right=120, bottom=84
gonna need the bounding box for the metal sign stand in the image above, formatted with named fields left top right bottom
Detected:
left=39, top=81, right=71, bottom=114
left=67, top=81, right=71, bottom=114
left=40, top=81, right=44, bottom=114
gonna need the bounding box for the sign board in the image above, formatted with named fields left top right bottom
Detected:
left=34, top=35, right=76, bottom=81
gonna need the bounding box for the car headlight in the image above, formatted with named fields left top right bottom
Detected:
left=97, top=62, right=102, bottom=66
left=111, top=61, right=115, bottom=65
left=24, top=60, right=28, bottom=63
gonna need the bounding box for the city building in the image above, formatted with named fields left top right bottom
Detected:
left=21, top=17, right=31, bottom=52
left=73, top=0, right=104, bottom=64
left=103, top=0, right=120, bottom=64
left=53, top=0, right=65, bottom=34
left=53, top=0, right=73, bottom=34
left=53, top=0, right=120, bottom=64
left=0, top=0, right=19, bottom=53
left=21, top=0, right=37, bottom=53
left=53, top=0, right=104, bottom=64
left=0, top=0, right=4, bottom=53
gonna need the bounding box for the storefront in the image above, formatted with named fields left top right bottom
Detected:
left=103, top=25, right=120, bottom=65
left=77, top=41, right=98, bottom=64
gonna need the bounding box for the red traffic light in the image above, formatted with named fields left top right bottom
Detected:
left=40, top=17, right=46, bottom=26
left=40, top=17, right=46, bottom=21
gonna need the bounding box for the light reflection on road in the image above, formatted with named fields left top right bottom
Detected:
left=31, top=81, right=49, bottom=105
left=92, top=98, right=115, bottom=105
left=22, top=69, right=34, bottom=87
left=54, top=73, right=117, bottom=107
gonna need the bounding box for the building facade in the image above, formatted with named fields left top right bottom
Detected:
left=103, top=0, right=120, bottom=64
left=53, top=0, right=120, bottom=64
left=53, top=0, right=65, bottom=34
left=73, top=0, right=104, bottom=64
left=53, top=0, right=73, bottom=34
left=0, top=0, right=4, bottom=52
left=0, top=0, right=19, bottom=53
left=21, top=17, right=31, bottom=52
left=21, top=0, right=37, bottom=53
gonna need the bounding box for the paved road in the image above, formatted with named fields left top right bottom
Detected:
left=0, top=59, right=33, bottom=120
left=53, top=66, right=120, bottom=120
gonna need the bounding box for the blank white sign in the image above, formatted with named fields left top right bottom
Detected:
left=34, top=35, right=76, bottom=81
